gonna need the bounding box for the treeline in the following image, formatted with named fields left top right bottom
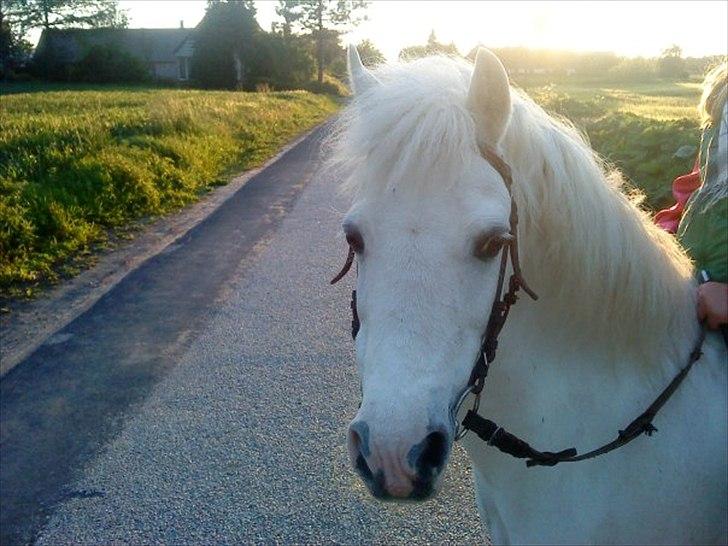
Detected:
left=402, top=34, right=723, bottom=82
left=484, top=45, right=723, bottom=81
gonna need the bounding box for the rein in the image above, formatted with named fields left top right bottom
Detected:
left=330, top=143, right=705, bottom=468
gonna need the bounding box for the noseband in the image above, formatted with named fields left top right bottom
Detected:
left=330, top=143, right=705, bottom=468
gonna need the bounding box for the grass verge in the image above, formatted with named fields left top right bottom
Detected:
left=1, top=87, right=339, bottom=299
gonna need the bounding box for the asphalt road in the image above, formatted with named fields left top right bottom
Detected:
left=0, top=125, right=484, bottom=545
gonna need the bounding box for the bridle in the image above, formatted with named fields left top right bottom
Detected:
left=331, top=143, right=705, bottom=468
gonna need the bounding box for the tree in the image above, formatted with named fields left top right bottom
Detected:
left=8, top=0, right=127, bottom=31
left=273, top=0, right=301, bottom=41
left=1, top=0, right=34, bottom=78
left=191, top=0, right=262, bottom=89
left=398, top=30, right=459, bottom=60
left=207, top=0, right=256, bottom=14
left=356, top=38, right=384, bottom=67
left=277, top=0, right=369, bottom=83
left=258, top=32, right=314, bottom=88
left=658, top=44, right=687, bottom=80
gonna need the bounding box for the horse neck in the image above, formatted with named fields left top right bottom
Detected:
left=501, top=97, right=699, bottom=374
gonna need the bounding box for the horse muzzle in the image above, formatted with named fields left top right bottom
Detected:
left=347, top=420, right=451, bottom=501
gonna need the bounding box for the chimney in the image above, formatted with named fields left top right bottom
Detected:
left=180, top=20, right=184, bottom=29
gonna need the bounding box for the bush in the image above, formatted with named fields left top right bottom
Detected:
left=584, top=113, right=698, bottom=208
left=72, top=45, right=149, bottom=83
left=304, top=75, right=348, bottom=96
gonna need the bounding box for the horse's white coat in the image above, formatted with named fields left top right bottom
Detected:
left=331, top=47, right=727, bottom=544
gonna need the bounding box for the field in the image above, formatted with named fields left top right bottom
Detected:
left=0, top=87, right=340, bottom=299
left=519, top=78, right=702, bottom=208
left=0, top=79, right=702, bottom=300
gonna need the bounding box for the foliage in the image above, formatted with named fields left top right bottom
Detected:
left=191, top=0, right=261, bottom=90
left=586, top=114, right=698, bottom=207
left=316, top=27, right=347, bottom=80
left=357, top=38, right=384, bottom=67
left=304, top=73, right=347, bottom=95
left=273, top=0, right=301, bottom=39
left=4, top=0, right=127, bottom=31
left=276, top=0, right=369, bottom=83
left=191, top=0, right=331, bottom=91
left=2, top=0, right=127, bottom=80
left=0, top=86, right=339, bottom=298
left=0, top=9, right=32, bottom=79
left=399, top=30, right=459, bottom=60
left=658, top=44, right=688, bottom=80
left=71, top=44, right=148, bottom=83
left=257, top=32, right=314, bottom=89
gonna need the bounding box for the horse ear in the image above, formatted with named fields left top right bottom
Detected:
left=467, top=48, right=511, bottom=147
left=348, top=44, right=380, bottom=95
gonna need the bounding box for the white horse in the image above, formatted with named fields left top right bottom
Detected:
left=329, top=46, right=727, bottom=545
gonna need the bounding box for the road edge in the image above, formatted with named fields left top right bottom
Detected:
left=0, top=122, right=328, bottom=377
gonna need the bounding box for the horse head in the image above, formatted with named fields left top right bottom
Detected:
left=337, top=47, right=515, bottom=500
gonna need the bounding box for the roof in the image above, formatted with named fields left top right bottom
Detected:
left=35, top=28, right=194, bottom=64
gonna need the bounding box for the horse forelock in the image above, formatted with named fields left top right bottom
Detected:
left=325, top=56, right=481, bottom=197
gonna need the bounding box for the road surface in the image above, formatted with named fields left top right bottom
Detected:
left=1, top=125, right=484, bottom=545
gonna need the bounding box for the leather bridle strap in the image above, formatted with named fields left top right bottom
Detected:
left=462, top=144, right=538, bottom=405
left=458, top=146, right=707, bottom=465
left=462, top=328, right=706, bottom=467
left=330, top=246, right=359, bottom=339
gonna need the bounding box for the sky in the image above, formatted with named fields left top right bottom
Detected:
left=32, top=0, right=728, bottom=60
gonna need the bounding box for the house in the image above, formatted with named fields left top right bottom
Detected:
left=34, top=25, right=194, bottom=82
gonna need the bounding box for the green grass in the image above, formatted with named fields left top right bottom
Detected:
left=517, top=78, right=702, bottom=210
left=0, top=86, right=339, bottom=299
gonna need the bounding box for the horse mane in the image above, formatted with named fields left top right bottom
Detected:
left=326, top=56, right=698, bottom=363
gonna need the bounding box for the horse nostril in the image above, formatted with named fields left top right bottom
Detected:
left=347, top=421, right=373, bottom=481
left=348, top=426, right=362, bottom=454
left=413, top=430, right=449, bottom=478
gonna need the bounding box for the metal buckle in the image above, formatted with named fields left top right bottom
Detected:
left=453, top=384, right=481, bottom=441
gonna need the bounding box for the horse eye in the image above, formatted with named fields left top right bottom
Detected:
left=345, top=229, right=364, bottom=253
left=474, top=233, right=510, bottom=260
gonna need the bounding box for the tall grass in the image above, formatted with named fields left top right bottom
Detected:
left=0, top=88, right=339, bottom=298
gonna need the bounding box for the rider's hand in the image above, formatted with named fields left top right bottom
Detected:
left=697, top=281, right=728, bottom=330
